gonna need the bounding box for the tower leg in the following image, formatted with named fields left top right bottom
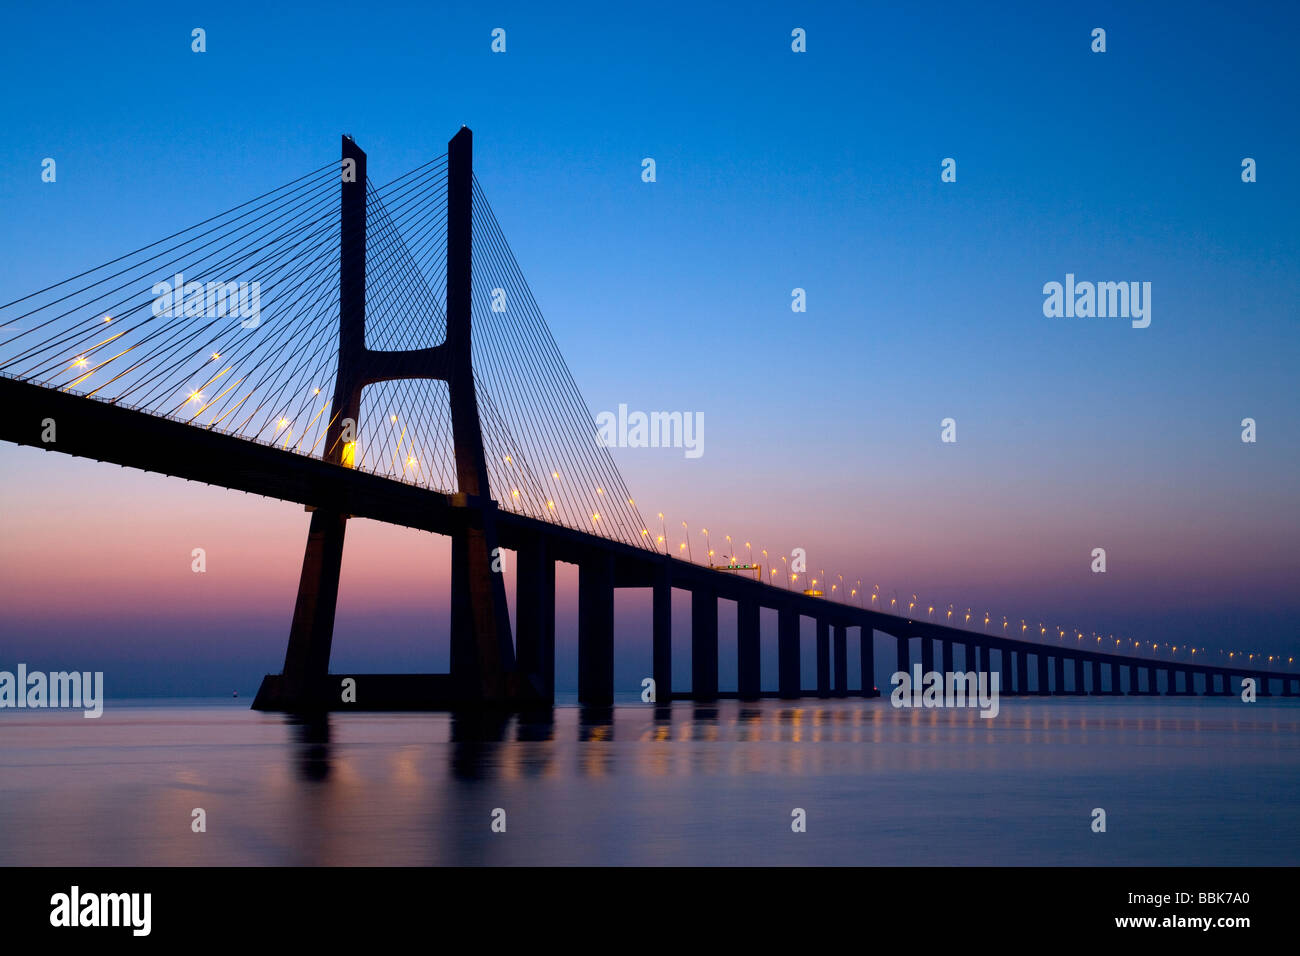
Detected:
left=271, top=507, right=348, bottom=709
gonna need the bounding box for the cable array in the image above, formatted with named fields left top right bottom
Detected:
left=0, top=151, right=652, bottom=548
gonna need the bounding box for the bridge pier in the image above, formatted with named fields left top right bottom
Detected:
left=896, top=636, right=908, bottom=682
left=941, top=639, right=954, bottom=676
left=1037, top=652, right=1050, bottom=696
left=653, top=567, right=672, bottom=702
left=833, top=624, right=848, bottom=696
left=860, top=628, right=879, bottom=697
left=1016, top=649, right=1029, bottom=697
left=816, top=620, right=831, bottom=697
left=920, top=636, right=935, bottom=676
left=1258, top=673, right=1273, bottom=697
left=691, top=588, right=719, bottom=701
left=515, top=538, right=555, bottom=702
left=778, top=607, right=800, bottom=698
left=966, top=641, right=979, bottom=675
left=1053, top=654, right=1065, bottom=695
left=737, top=597, right=760, bottom=701
left=1174, top=667, right=1187, bottom=694
left=578, top=553, right=615, bottom=706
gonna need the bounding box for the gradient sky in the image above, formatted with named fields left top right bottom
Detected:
left=1, top=0, right=1298, bottom=695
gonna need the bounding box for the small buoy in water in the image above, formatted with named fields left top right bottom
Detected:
left=232, top=690, right=238, bottom=698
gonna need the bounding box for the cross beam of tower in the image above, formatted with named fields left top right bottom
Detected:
left=259, top=128, right=527, bottom=710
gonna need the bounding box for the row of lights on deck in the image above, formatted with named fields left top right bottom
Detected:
left=65, top=333, right=1289, bottom=672
left=629, top=512, right=1294, bottom=671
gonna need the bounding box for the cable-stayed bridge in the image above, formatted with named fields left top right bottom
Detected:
left=1, top=128, right=1295, bottom=710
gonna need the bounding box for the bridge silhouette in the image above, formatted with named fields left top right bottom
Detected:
left=2, top=128, right=1295, bottom=710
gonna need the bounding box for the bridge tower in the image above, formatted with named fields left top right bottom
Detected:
left=256, top=128, right=529, bottom=711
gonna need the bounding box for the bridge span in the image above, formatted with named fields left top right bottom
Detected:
left=2, top=128, right=1294, bottom=711
left=3, top=371, right=1293, bottom=708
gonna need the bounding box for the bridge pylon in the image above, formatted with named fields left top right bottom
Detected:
left=254, top=128, right=537, bottom=712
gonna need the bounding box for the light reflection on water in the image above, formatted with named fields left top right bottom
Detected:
left=1, top=697, right=1296, bottom=865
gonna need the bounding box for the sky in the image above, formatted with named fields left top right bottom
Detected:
left=1, top=0, right=1297, bottom=695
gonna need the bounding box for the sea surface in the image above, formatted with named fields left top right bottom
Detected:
left=1, top=696, right=1297, bottom=866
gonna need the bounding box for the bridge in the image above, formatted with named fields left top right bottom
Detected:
left=2, top=128, right=1296, bottom=711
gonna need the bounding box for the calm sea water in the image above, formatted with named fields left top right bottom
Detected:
left=1, top=696, right=1296, bottom=866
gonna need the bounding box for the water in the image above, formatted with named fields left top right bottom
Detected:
left=1, top=697, right=1296, bottom=865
